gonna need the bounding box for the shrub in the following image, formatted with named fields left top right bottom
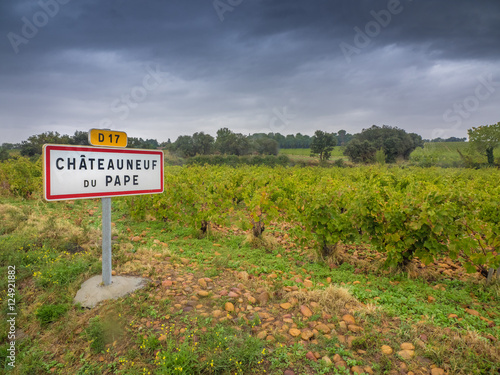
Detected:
left=345, top=125, right=423, bottom=163
left=0, top=156, right=42, bottom=198
left=375, top=148, right=386, bottom=165
left=36, top=304, right=69, bottom=327
left=0, top=147, right=9, bottom=161
left=344, top=139, right=376, bottom=163
left=332, top=158, right=345, bottom=167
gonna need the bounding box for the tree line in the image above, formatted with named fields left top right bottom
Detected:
left=2, top=122, right=498, bottom=165
left=0, top=126, right=440, bottom=164
left=169, top=129, right=286, bottom=157
left=167, top=128, right=357, bottom=158
left=0, top=128, right=355, bottom=159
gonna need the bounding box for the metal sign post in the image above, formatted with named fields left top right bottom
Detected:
left=101, top=197, right=112, bottom=285
left=90, top=129, right=124, bottom=285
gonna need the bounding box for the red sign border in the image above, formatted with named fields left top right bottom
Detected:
left=43, top=144, right=164, bottom=201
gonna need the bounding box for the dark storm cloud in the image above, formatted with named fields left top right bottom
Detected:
left=1, top=0, right=499, bottom=143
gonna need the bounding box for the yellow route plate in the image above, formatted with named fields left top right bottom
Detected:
left=89, top=129, right=127, bottom=147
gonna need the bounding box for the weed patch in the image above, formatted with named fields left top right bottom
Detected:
left=85, top=317, right=106, bottom=353
left=287, top=284, right=361, bottom=316
left=36, top=303, right=69, bottom=327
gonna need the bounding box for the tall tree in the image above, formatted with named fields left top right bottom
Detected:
left=172, top=135, right=195, bottom=157
left=251, top=136, right=279, bottom=155
left=468, top=122, right=500, bottom=165
left=70, top=130, right=90, bottom=145
left=310, top=130, right=337, bottom=161
left=284, top=134, right=296, bottom=148
left=215, top=128, right=250, bottom=155
left=336, top=129, right=353, bottom=146
left=192, top=132, right=214, bottom=155
left=337, top=129, right=347, bottom=146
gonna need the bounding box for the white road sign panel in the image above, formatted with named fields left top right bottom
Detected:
left=43, top=144, right=164, bottom=201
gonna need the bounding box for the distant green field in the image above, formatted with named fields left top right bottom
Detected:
left=409, top=142, right=466, bottom=166
left=280, top=147, right=347, bottom=159
left=279, top=148, right=311, bottom=156
left=410, top=142, right=500, bottom=167
left=418, top=142, right=469, bottom=153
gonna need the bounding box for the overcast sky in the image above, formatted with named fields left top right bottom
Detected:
left=1, top=0, right=499, bottom=144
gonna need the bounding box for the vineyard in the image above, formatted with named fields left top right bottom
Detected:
left=127, top=165, right=500, bottom=280
left=1, top=159, right=500, bottom=374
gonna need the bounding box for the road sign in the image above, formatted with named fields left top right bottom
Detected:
left=89, top=128, right=128, bottom=147
left=43, top=144, right=163, bottom=201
